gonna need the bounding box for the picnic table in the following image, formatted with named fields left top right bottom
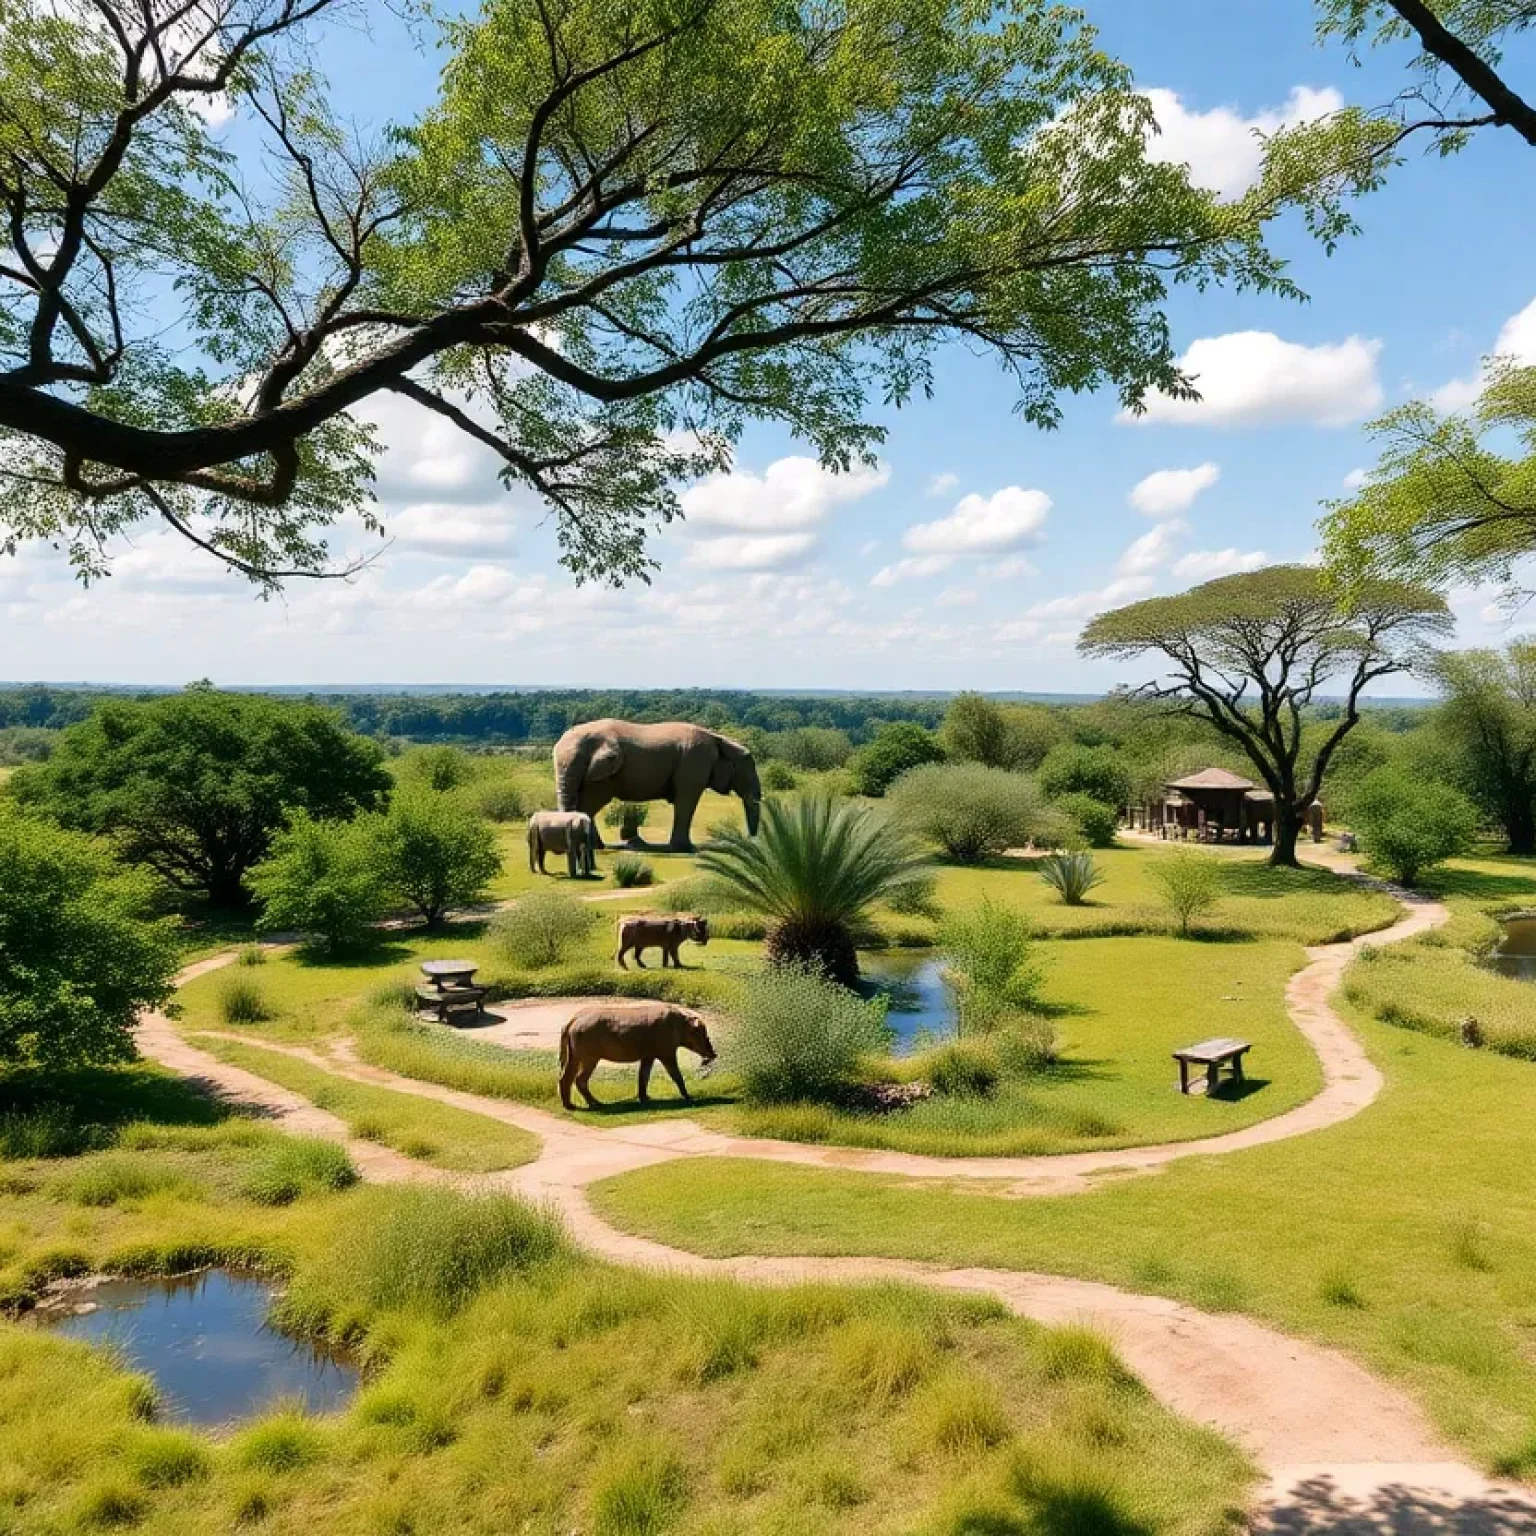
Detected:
left=1173, top=1037, right=1251, bottom=1097
left=416, top=959, right=486, bottom=1024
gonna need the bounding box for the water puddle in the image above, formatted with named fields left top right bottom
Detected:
left=34, top=1269, right=356, bottom=1425
left=859, top=952, right=956, bottom=1053
left=1488, top=915, right=1536, bottom=981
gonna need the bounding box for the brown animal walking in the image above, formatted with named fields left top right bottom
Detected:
left=558, top=1003, right=717, bottom=1110
left=615, top=914, right=709, bottom=969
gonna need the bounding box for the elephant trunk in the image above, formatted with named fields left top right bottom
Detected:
left=743, top=795, right=761, bottom=836
left=555, top=745, right=583, bottom=812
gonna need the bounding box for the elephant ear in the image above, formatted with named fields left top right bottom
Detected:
left=585, top=739, right=624, bottom=783
left=709, top=734, right=745, bottom=793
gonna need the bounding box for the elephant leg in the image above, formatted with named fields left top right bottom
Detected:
left=661, top=1049, right=691, bottom=1101
left=669, top=788, right=702, bottom=852
left=637, top=1056, right=654, bottom=1104
left=567, top=844, right=579, bottom=879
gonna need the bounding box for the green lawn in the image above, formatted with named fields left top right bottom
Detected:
left=0, top=1066, right=1249, bottom=1536
left=593, top=987, right=1536, bottom=1475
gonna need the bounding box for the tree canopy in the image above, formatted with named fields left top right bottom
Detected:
left=1319, top=362, right=1536, bottom=595
left=1079, top=564, right=1451, bottom=864
left=0, top=0, right=1385, bottom=588
left=11, top=688, right=391, bottom=904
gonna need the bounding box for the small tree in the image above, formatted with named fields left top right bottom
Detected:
left=1038, top=744, right=1132, bottom=810
left=249, top=814, right=388, bottom=954
left=1080, top=567, right=1450, bottom=867
left=937, top=901, right=1046, bottom=1030
left=374, top=789, right=502, bottom=927
left=1148, top=851, right=1222, bottom=936
left=847, top=723, right=945, bottom=797
left=888, top=763, right=1070, bottom=863
left=0, top=810, right=178, bottom=1070
left=1053, top=793, right=1119, bottom=849
left=1348, top=767, right=1478, bottom=885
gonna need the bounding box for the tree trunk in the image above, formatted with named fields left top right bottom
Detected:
left=765, top=919, right=860, bottom=987
left=1269, top=803, right=1303, bottom=868
left=1506, top=800, right=1536, bottom=856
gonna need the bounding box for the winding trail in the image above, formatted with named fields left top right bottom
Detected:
left=135, top=880, right=1536, bottom=1532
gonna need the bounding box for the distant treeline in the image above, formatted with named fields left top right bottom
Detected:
left=0, top=686, right=958, bottom=745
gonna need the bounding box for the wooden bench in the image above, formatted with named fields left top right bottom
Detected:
left=415, top=983, right=488, bottom=1024
left=1173, top=1037, right=1252, bottom=1096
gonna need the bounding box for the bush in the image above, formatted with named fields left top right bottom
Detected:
left=398, top=745, right=477, bottom=792
left=237, top=945, right=266, bottom=967
left=1054, top=792, right=1118, bottom=849
left=217, top=974, right=271, bottom=1024
left=240, top=1138, right=357, bottom=1205
left=248, top=811, right=387, bottom=953
left=928, top=1039, right=1001, bottom=1098
left=1148, top=850, right=1222, bottom=935
left=471, top=779, right=525, bottom=823
left=373, top=786, right=502, bottom=925
left=603, top=801, right=651, bottom=841
left=1038, top=850, right=1106, bottom=905
left=726, top=965, right=890, bottom=1104
left=0, top=808, right=180, bottom=1071
left=1349, top=767, right=1479, bottom=885
left=493, top=889, right=598, bottom=968
left=760, top=759, right=798, bottom=792
left=611, top=853, right=654, bottom=888
left=775, top=726, right=854, bottom=771
left=889, top=762, right=1069, bottom=864
left=937, top=901, right=1047, bottom=1027
left=1038, top=742, right=1132, bottom=809
left=847, top=722, right=945, bottom=797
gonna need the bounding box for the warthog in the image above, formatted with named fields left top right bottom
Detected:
left=615, top=914, right=709, bottom=970
left=558, top=1003, right=717, bottom=1110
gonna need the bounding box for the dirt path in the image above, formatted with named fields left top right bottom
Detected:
left=137, top=881, right=1536, bottom=1531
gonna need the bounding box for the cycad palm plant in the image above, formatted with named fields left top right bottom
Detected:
left=695, top=796, right=929, bottom=985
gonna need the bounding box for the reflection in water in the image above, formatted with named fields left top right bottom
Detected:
left=35, top=1270, right=356, bottom=1425
left=1489, top=916, right=1536, bottom=981
left=859, top=952, right=956, bottom=1053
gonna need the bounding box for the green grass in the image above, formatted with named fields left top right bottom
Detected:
left=591, top=988, right=1536, bottom=1474
left=190, top=1037, right=540, bottom=1173
left=0, top=1079, right=1249, bottom=1535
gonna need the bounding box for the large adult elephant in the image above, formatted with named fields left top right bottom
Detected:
left=553, top=720, right=762, bottom=852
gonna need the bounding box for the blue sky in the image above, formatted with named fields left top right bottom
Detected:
left=8, top=1, right=1536, bottom=691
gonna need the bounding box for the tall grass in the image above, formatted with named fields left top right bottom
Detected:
left=218, top=974, right=271, bottom=1024
left=239, top=1138, right=356, bottom=1205
left=491, top=890, right=597, bottom=968
left=610, top=852, right=654, bottom=888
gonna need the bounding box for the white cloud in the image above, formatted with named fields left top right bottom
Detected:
left=902, top=486, right=1051, bottom=556
left=935, top=585, right=978, bottom=607
left=871, top=554, right=952, bottom=587
left=680, top=455, right=888, bottom=532
left=1128, top=463, right=1220, bottom=517
left=387, top=502, right=516, bottom=560
left=1116, top=520, right=1187, bottom=576
left=926, top=471, right=959, bottom=498
left=1172, top=547, right=1269, bottom=581
left=1024, top=576, right=1154, bottom=621
left=983, top=555, right=1038, bottom=582
left=1431, top=296, right=1536, bottom=411
left=1143, top=85, right=1343, bottom=199
left=1342, top=467, right=1369, bottom=491
left=1124, top=331, right=1383, bottom=428
left=684, top=532, right=819, bottom=571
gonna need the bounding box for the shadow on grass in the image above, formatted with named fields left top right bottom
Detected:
left=1218, top=862, right=1346, bottom=899
left=1203, top=1075, right=1271, bottom=1103
left=291, top=920, right=491, bottom=972
left=1425, top=866, right=1536, bottom=904
left=568, top=1090, right=736, bottom=1119
left=0, top=1064, right=229, bottom=1156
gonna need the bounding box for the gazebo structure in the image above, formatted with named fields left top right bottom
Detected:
left=1134, top=768, right=1279, bottom=844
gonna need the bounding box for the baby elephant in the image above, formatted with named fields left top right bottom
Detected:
left=558, top=1003, right=716, bottom=1110
left=527, top=810, right=596, bottom=878
left=615, top=914, right=709, bottom=970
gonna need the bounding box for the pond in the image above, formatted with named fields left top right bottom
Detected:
left=860, top=952, right=956, bottom=1053
left=34, top=1269, right=357, bottom=1426
left=1488, top=915, right=1536, bottom=981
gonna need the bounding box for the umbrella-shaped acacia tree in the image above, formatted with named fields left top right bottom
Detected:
left=1078, top=566, right=1451, bottom=867
left=0, top=0, right=1387, bottom=587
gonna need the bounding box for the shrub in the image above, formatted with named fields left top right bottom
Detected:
left=1038, top=850, right=1106, bottom=905
left=847, top=722, right=945, bottom=797
left=1038, top=742, right=1132, bottom=809
left=248, top=811, right=388, bottom=953
left=1349, top=766, right=1479, bottom=885
left=0, top=808, right=179, bottom=1071
left=1054, top=792, right=1118, bottom=849
left=398, top=745, right=477, bottom=793
left=928, top=1039, right=1001, bottom=1098
left=611, top=853, right=654, bottom=888
left=696, top=797, right=929, bottom=984
left=60, top=1154, right=198, bottom=1207
left=237, top=944, right=266, bottom=966
left=937, top=900, right=1047, bottom=1026
left=373, top=786, right=502, bottom=925
left=760, top=759, right=798, bottom=792
left=726, top=964, right=890, bottom=1104
left=1148, top=850, right=1222, bottom=935
left=492, top=889, right=598, bottom=968
left=280, top=1186, right=566, bottom=1326
left=888, top=763, right=1069, bottom=863
left=471, top=779, right=525, bottom=823
left=776, top=726, right=854, bottom=771
left=604, top=801, right=652, bottom=841
left=218, top=974, right=271, bottom=1024
left=235, top=1414, right=325, bottom=1473
left=240, top=1138, right=357, bottom=1205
